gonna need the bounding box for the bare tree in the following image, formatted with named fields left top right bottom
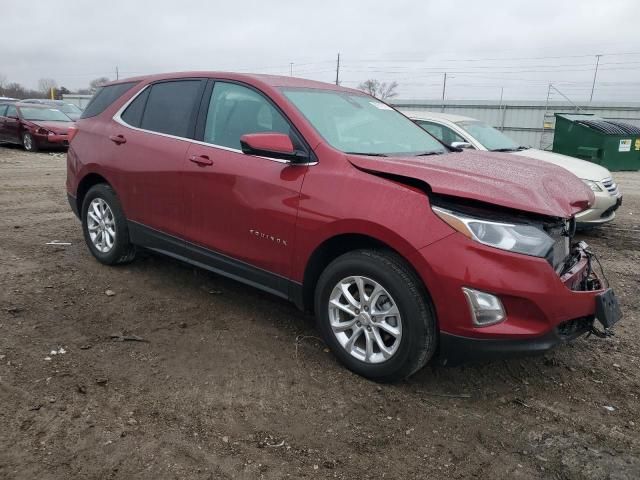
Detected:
left=38, top=78, right=58, bottom=95
left=89, top=77, right=111, bottom=92
left=4, top=82, right=26, bottom=98
left=0, top=73, right=6, bottom=95
left=357, top=79, right=399, bottom=100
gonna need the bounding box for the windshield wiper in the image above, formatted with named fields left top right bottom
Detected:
left=491, top=146, right=529, bottom=152
left=345, top=152, right=389, bottom=157
left=413, top=150, right=444, bottom=156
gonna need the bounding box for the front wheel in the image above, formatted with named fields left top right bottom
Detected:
left=81, top=184, right=136, bottom=265
left=22, top=132, right=38, bottom=152
left=315, top=249, right=437, bottom=382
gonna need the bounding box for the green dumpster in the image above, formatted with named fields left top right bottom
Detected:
left=552, top=113, right=640, bottom=171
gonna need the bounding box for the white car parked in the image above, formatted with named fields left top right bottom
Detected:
left=409, top=112, right=622, bottom=227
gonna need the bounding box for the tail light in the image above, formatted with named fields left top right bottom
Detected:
left=68, top=125, right=79, bottom=143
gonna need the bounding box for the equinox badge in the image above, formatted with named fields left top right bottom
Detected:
left=249, top=229, right=288, bottom=246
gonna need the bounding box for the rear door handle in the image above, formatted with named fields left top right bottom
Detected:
left=109, top=134, right=126, bottom=145
left=189, top=154, right=213, bottom=166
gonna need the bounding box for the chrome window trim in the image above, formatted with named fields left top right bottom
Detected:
left=112, top=83, right=317, bottom=166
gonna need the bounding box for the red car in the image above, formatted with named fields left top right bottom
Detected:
left=66, top=72, right=621, bottom=381
left=0, top=102, right=73, bottom=151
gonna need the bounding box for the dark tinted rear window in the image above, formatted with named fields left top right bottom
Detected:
left=121, top=88, right=150, bottom=128
left=139, top=80, right=203, bottom=137
left=81, top=81, right=138, bottom=119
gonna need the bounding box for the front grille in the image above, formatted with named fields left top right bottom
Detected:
left=601, top=178, right=619, bottom=197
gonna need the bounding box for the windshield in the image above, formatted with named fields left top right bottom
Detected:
left=456, top=120, right=522, bottom=151
left=59, top=104, right=82, bottom=114
left=281, top=88, right=446, bottom=156
left=20, top=107, right=72, bottom=122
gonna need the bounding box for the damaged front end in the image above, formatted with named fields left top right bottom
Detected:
left=532, top=217, right=622, bottom=337
left=554, top=238, right=622, bottom=335
left=430, top=195, right=622, bottom=337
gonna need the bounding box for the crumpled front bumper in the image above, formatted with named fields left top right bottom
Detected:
left=414, top=234, right=616, bottom=366
left=33, top=132, right=69, bottom=147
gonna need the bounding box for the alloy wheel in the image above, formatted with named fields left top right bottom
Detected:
left=328, top=276, right=403, bottom=363
left=23, top=133, right=33, bottom=151
left=86, top=198, right=116, bottom=253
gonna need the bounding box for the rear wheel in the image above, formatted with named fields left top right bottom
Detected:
left=81, top=184, right=136, bottom=265
left=315, top=249, right=437, bottom=382
left=22, top=132, right=38, bottom=152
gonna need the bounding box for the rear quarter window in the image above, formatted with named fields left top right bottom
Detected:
left=81, top=81, right=138, bottom=119
left=121, top=88, right=150, bottom=128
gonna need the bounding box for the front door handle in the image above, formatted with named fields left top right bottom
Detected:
left=109, top=134, right=126, bottom=145
left=189, top=154, right=213, bottom=166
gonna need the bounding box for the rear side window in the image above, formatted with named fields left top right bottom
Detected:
left=0, top=105, right=7, bottom=117
left=139, top=80, right=203, bottom=137
left=121, top=88, right=150, bottom=128
left=81, top=81, right=138, bottom=119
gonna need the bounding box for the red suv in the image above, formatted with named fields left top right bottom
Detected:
left=66, top=72, right=621, bottom=381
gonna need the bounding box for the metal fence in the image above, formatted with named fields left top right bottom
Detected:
left=393, top=99, right=640, bottom=150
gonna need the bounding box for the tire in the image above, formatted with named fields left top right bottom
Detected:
left=81, top=184, right=136, bottom=265
left=315, top=249, right=437, bottom=382
left=22, top=132, right=38, bottom=152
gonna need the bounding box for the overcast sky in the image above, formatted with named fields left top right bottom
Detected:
left=2, top=0, right=639, bottom=102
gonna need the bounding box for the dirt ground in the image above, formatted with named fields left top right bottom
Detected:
left=0, top=145, right=638, bottom=480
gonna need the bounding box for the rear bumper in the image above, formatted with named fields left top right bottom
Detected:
left=67, top=193, right=79, bottom=219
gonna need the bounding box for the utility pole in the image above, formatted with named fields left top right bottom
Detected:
left=440, top=72, right=447, bottom=112
left=335, top=53, right=340, bottom=86
left=116, top=65, right=119, bottom=80
left=499, top=87, right=505, bottom=131
left=589, top=54, right=601, bottom=102
left=289, top=62, right=293, bottom=76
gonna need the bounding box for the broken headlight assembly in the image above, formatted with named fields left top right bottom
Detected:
left=432, top=206, right=555, bottom=258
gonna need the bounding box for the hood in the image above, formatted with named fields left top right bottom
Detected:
left=31, top=121, right=72, bottom=134
left=511, top=148, right=612, bottom=182
left=347, top=150, right=595, bottom=218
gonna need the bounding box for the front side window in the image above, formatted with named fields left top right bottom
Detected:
left=20, top=107, right=72, bottom=122
left=6, top=105, right=17, bottom=118
left=416, top=121, right=465, bottom=145
left=139, top=80, right=203, bottom=137
left=456, top=120, right=520, bottom=151
left=204, top=82, right=292, bottom=149
left=281, top=88, right=446, bottom=156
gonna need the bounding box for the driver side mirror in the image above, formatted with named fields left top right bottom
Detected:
left=450, top=141, right=474, bottom=150
left=240, top=132, right=308, bottom=163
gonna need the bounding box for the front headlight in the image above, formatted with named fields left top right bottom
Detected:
left=582, top=179, right=603, bottom=192
left=433, top=206, right=555, bottom=257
